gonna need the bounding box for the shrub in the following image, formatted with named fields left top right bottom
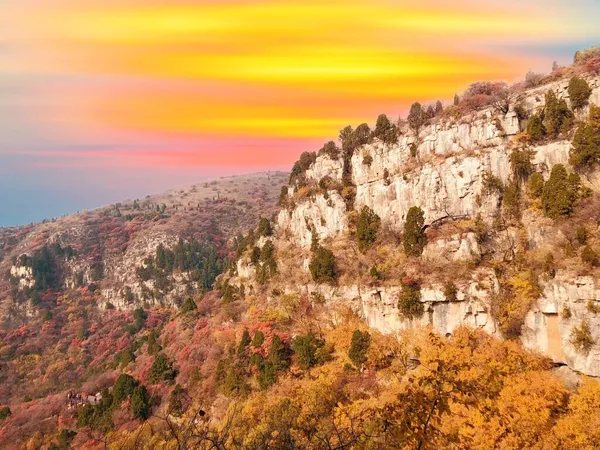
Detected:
left=362, top=155, right=373, bottom=166
left=403, top=206, right=427, bottom=257
left=562, top=306, right=572, bottom=319
left=237, top=328, right=251, bottom=354
left=168, top=384, right=185, bottom=416
left=526, top=172, right=544, bottom=198
left=569, top=105, right=600, bottom=170
left=526, top=113, right=546, bottom=141
left=309, top=246, right=337, bottom=284
left=373, top=114, right=399, bottom=145
left=397, top=277, right=423, bottom=319
left=571, top=321, right=594, bottom=352
left=148, top=354, right=177, bottom=384
left=568, top=76, right=592, bottom=109
left=581, top=246, right=599, bottom=267
left=278, top=185, right=288, bottom=206
left=410, top=143, right=418, bottom=158
left=543, top=91, right=573, bottom=138
left=348, top=330, right=371, bottom=368
left=292, top=332, right=325, bottom=371
left=250, top=246, right=261, bottom=265
left=586, top=300, right=600, bottom=314
left=130, top=385, right=151, bottom=420
left=356, top=206, right=381, bottom=253
left=482, top=171, right=504, bottom=195
left=541, top=165, right=578, bottom=218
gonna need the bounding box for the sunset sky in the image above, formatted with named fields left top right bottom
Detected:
left=1, top=0, right=600, bottom=225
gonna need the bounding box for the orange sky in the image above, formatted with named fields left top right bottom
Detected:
left=1, top=0, right=599, bottom=224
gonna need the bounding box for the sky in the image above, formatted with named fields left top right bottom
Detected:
left=1, top=0, right=600, bottom=226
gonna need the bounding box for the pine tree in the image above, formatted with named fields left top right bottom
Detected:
left=348, top=330, right=371, bottom=368
left=356, top=206, right=381, bottom=253
left=130, top=385, right=151, bottom=420
left=541, top=165, right=578, bottom=218
left=403, top=206, right=427, bottom=257
left=568, top=76, right=592, bottom=109
left=408, top=102, right=427, bottom=134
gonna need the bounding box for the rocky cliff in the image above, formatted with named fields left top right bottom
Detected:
left=233, top=73, right=600, bottom=376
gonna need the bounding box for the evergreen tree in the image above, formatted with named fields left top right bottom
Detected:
left=258, top=217, right=273, bottom=237
left=543, top=90, right=573, bottom=138
left=252, top=330, right=265, bottom=347
left=149, top=354, right=177, bottom=384
left=309, top=246, right=337, bottom=283
left=541, top=164, right=578, bottom=218
left=348, top=330, right=371, bottom=368
left=407, top=102, right=427, bottom=134
left=168, top=384, right=185, bottom=416
left=568, top=76, right=592, bottom=109
left=356, top=206, right=381, bottom=253
left=112, top=374, right=138, bottom=404
left=292, top=332, right=325, bottom=371
left=237, top=328, right=251, bottom=355
left=569, top=105, right=600, bottom=170
left=373, top=114, right=398, bottom=145
left=454, top=93, right=460, bottom=106
left=403, top=206, right=427, bottom=257
left=179, top=297, right=197, bottom=314
left=526, top=113, right=546, bottom=141
left=435, top=100, right=444, bottom=115
left=130, top=385, right=151, bottom=420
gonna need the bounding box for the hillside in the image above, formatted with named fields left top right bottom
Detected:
left=2, top=50, right=600, bottom=449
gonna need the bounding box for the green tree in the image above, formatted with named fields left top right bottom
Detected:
left=453, top=93, right=460, bottom=106
left=526, top=113, right=546, bottom=141
left=569, top=105, right=600, bottom=170
left=581, top=246, right=599, bottom=267
left=397, top=277, right=424, bottom=319
left=148, top=353, right=177, bottom=384
left=348, top=330, right=371, bottom=368
left=252, top=330, right=265, bottom=347
left=403, top=206, right=427, bottom=257
left=179, top=297, right=197, bottom=314
left=309, top=246, right=337, bottom=283
left=112, top=374, right=138, bottom=404
left=237, top=328, right=251, bottom=355
left=168, top=384, right=185, bottom=416
left=435, top=100, right=444, bottom=115
left=267, top=334, right=291, bottom=372
left=502, top=179, right=521, bottom=220
left=0, top=406, right=11, bottom=421
left=258, top=217, right=273, bottom=237
left=130, top=385, right=151, bottom=420
left=568, top=76, right=592, bottom=109
left=541, top=164, right=578, bottom=218
left=543, top=90, right=573, bottom=138
left=290, top=151, right=317, bottom=184
left=250, top=246, right=261, bottom=265
left=373, top=114, right=399, bottom=145
left=292, top=332, right=325, bottom=371
left=510, top=148, right=535, bottom=180
left=356, top=206, right=381, bottom=253
left=527, top=172, right=544, bottom=198
left=408, top=102, right=427, bottom=134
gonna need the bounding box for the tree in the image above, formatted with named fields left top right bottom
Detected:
left=407, top=102, right=428, bottom=134
left=131, top=385, right=151, bottom=420
left=568, top=76, right=592, bottom=109
left=502, top=179, right=521, bottom=220
left=318, top=141, right=340, bottom=159
left=112, top=374, right=138, bottom=404
left=258, top=217, right=273, bottom=237
left=237, top=328, right=251, bottom=355
left=581, top=246, right=599, bottom=267
left=373, top=114, right=399, bottom=145
left=526, top=112, right=546, bottom=141
left=267, top=334, right=291, bottom=372
left=292, top=332, right=325, bottom=371
left=509, top=148, right=535, bottom=180
left=252, top=330, right=265, bottom=347
left=180, top=297, right=197, bottom=314
left=250, top=246, right=261, bottom=265
left=290, top=151, right=316, bottom=184
left=168, top=384, right=185, bottom=417
left=403, top=206, right=427, bottom=257
left=356, top=206, right=381, bottom=253
left=397, top=277, right=423, bottom=319
left=569, top=104, right=600, bottom=170
left=348, top=330, right=371, bottom=368
left=571, top=320, right=594, bottom=352
left=353, top=123, right=372, bottom=147
left=309, top=246, right=337, bottom=283
left=543, top=90, right=573, bottom=138
left=435, top=100, right=443, bottom=115
left=0, top=406, right=11, bottom=421
left=149, top=353, right=177, bottom=384
left=527, top=172, right=544, bottom=198
left=541, top=165, right=578, bottom=219
left=453, top=94, right=460, bottom=106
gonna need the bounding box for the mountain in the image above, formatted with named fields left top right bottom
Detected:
left=2, top=51, right=600, bottom=449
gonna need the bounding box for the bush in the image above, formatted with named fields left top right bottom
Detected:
left=348, top=330, right=371, bottom=368
left=526, top=172, right=544, bottom=198
left=482, top=171, right=504, bottom=194
left=258, top=217, right=273, bottom=237
left=292, top=332, right=325, bottom=371
left=576, top=226, right=588, bottom=245
left=562, top=306, right=572, bottom=319
left=362, top=155, right=373, bottom=166
left=356, top=206, right=381, bottom=253
left=373, top=114, right=399, bottom=145
left=148, top=354, right=177, bottom=384
left=571, top=321, right=594, bottom=352
left=130, top=385, right=151, bottom=420
left=168, top=384, right=185, bottom=417
left=444, top=282, right=458, bottom=302
left=250, top=246, right=261, bottom=265
left=290, top=152, right=316, bottom=184
left=309, top=246, right=337, bottom=284
left=568, top=76, right=592, bottom=109
left=569, top=105, right=600, bottom=170
left=397, top=277, right=423, bottom=319
left=502, top=179, right=521, bottom=220
left=581, top=246, right=599, bottom=267
left=541, top=165, right=578, bottom=218
left=237, top=328, right=251, bottom=354
left=526, top=113, right=546, bottom=141
left=403, top=206, right=427, bottom=257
